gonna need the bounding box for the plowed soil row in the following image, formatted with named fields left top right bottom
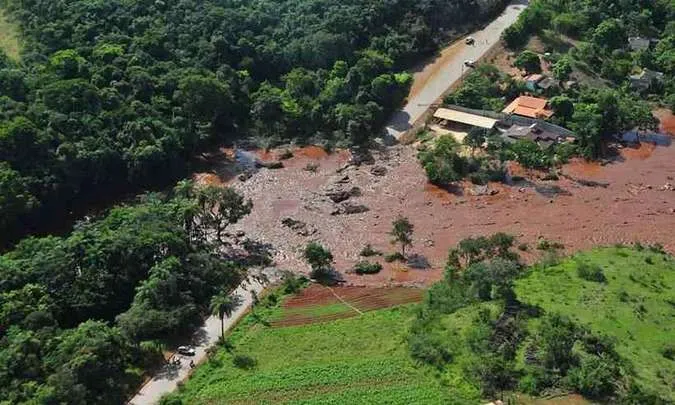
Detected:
left=270, top=285, right=424, bottom=327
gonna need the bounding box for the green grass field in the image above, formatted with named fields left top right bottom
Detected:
left=515, top=246, right=675, bottom=401
left=166, top=305, right=453, bottom=404
left=165, top=247, right=674, bottom=404
left=0, top=9, right=21, bottom=60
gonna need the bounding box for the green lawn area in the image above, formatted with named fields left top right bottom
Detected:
left=515, top=246, right=675, bottom=401
left=0, top=9, right=21, bottom=61
left=165, top=305, right=455, bottom=404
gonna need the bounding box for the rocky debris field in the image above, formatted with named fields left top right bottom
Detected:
left=195, top=142, right=675, bottom=287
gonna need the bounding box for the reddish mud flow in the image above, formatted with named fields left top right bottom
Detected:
left=196, top=144, right=675, bottom=287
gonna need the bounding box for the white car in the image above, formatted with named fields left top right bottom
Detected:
left=177, top=346, right=196, bottom=356
left=465, top=37, right=475, bottom=45
left=464, top=59, right=476, bottom=68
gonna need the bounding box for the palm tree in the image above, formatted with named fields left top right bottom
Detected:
left=210, top=292, right=243, bottom=340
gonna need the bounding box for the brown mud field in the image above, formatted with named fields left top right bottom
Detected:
left=195, top=142, right=675, bottom=287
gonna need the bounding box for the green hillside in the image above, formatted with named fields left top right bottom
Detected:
left=515, top=246, right=675, bottom=402
left=166, top=244, right=674, bottom=404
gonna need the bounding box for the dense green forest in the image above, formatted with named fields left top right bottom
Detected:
left=0, top=182, right=257, bottom=404
left=0, top=0, right=507, bottom=246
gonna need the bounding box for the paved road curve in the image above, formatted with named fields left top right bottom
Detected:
left=128, top=276, right=269, bottom=405
left=385, top=0, right=528, bottom=139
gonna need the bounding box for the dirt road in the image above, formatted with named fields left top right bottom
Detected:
left=386, top=0, right=528, bottom=139
left=128, top=275, right=272, bottom=405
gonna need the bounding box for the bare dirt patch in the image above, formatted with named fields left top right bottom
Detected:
left=654, top=108, right=675, bottom=135
left=620, top=142, right=656, bottom=160
left=204, top=141, right=675, bottom=287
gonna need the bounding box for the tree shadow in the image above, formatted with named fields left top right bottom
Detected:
left=152, top=361, right=182, bottom=381
left=407, top=254, right=431, bottom=269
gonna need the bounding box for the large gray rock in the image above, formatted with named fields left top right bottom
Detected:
left=331, top=202, right=370, bottom=215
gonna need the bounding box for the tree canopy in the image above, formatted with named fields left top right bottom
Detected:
left=0, top=0, right=504, bottom=246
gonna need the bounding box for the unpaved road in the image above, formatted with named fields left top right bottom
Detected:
left=386, top=0, right=528, bottom=139
left=128, top=277, right=270, bottom=405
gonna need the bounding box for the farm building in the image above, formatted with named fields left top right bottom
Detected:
left=428, top=107, right=498, bottom=143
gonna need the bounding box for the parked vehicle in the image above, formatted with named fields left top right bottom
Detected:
left=464, top=59, right=476, bottom=68
left=177, top=346, right=196, bottom=356
left=465, top=36, right=475, bottom=45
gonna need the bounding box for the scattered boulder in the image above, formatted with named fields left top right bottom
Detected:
left=281, top=217, right=316, bottom=236
left=659, top=183, right=673, bottom=191
left=331, top=202, right=370, bottom=215
left=349, top=149, right=375, bottom=166
left=238, top=171, right=253, bottom=182
left=370, top=166, right=387, bottom=176
left=256, top=160, right=284, bottom=169
left=325, top=186, right=362, bottom=203
left=336, top=175, right=350, bottom=184
left=335, top=164, right=351, bottom=173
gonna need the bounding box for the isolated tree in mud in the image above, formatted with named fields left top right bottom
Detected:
left=194, top=186, right=253, bottom=243
left=390, top=217, right=414, bottom=258
left=303, top=242, right=334, bottom=281
left=210, top=292, right=243, bottom=340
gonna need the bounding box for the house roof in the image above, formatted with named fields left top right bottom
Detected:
left=537, top=77, right=557, bottom=89
left=502, top=123, right=561, bottom=146
left=433, top=108, right=498, bottom=129
left=628, top=37, right=651, bottom=51
left=502, top=96, right=554, bottom=119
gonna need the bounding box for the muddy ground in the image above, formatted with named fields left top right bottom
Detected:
left=195, top=139, right=675, bottom=287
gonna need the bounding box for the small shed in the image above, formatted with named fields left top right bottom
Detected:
left=524, top=74, right=545, bottom=91
left=629, top=69, right=664, bottom=92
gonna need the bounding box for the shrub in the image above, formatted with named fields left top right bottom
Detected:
left=567, top=354, right=620, bottom=399
left=408, top=332, right=452, bottom=368
left=645, top=256, right=654, bottom=265
left=360, top=244, right=381, bottom=257
left=384, top=252, right=405, bottom=262
left=353, top=261, right=383, bottom=275
left=661, top=344, right=675, bottom=360
left=280, top=271, right=307, bottom=294
left=303, top=162, right=319, bottom=172
left=576, top=262, right=606, bottom=283
left=518, top=243, right=529, bottom=251
left=537, top=239, right=564, bottom=251
left=279, top=149, right=294, bottom=160
left=648, top=243, right=665, bottom=254
left=232, top=354, right=257, bottom=370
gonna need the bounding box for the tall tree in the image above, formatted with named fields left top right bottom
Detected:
left=209, top=293, right=242, bottom=340
left=390, top=217, right=414, bottom=257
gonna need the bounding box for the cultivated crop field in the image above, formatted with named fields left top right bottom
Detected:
left=164, top=304, right=452, bottom=404
left=269, top=285, right=424, bottom=327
